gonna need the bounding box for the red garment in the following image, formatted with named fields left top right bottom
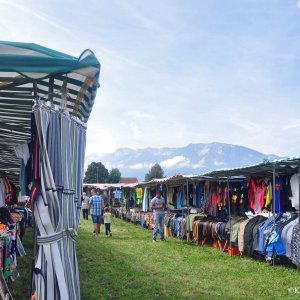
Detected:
left=247, top=177, right=265, bottom=214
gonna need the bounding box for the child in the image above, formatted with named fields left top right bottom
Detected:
left=103, top=207, right=112, bottom=237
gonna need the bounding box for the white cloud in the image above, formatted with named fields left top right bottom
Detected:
left=298, top=1, right=300, bottom=9
left=160, top=156, right=189, bottom=168
left=130, top=163, right=144, bottom=169
left=123, top=110, right=152, bottom=119
left=130, top=123, right=142, bottom=140
left=130, top=162, right=154, bottom=169
left=85, top=126, right=117, bottom=156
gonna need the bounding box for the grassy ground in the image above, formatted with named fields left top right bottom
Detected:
left=6, top=218, right=300, bottom=299
left=77, top=217, right=300, bottom=300
left=9, top=227, right=34, bottom=299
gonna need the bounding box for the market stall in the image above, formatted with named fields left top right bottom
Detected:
left=111, top=158, right=300, bottom=270
left=0, top=41, right=101, bottom=299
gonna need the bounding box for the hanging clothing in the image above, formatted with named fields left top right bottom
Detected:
left=113, top=190, right=122, bottom=200
left=136, top=188, right=143, bottom=199
left=289, top=173, right=299, bottom=211
left=264, top=183, right=272, bottom=210
left=272, top=177, right=283, bottom=213
left=14, top=143, right=30, bottom=166
left=167, top=188, right=174, bottom=206
left=281, top=219, right=298, bottom=259
left=291, top=225, right=300, bottom=265
left=266, top=231, right=286, bottom=256
left=142, top=187, right=148, bottom=211
left=176, top=191, right=182, bottom=209
left=195, top=184, right=201, bottom=208
left=243, top=215, right=267, bottom=255
left=238, top=218, right=251, bottom=253
left=247, top=177, right=265, bottom=214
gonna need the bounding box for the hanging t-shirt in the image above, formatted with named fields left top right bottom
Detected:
left=113, top=190, right=122, bottom=200
left=136, top=188, right=143, bottom=199
left=289, top=173, right=299, bottom=211
left=14, top=143, right=30, bottom=166
left=176, top=191, right=182, bottom=209
left=264, top=183, right=272, bottom=210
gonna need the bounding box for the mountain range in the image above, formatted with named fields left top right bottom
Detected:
left=91, top=142, right=281, bottom=182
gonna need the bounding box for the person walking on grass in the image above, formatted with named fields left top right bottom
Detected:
left=103, top=207, right=112, bottom=237
left=150, top=189, right=165, bottom=243
left=89, top=189, right=104, bottom=237
left=82, top=192, right=89, bottom=220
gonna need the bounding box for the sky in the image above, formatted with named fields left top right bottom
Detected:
left=1, top=0, right=300, bottom=165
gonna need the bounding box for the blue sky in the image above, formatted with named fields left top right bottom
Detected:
left=1, top=0, right=300, bottom=164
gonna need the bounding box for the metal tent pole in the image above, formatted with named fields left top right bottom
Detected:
left=272, top=164, right=276, bottom=267
left=227, top=172, right=231, bottom=251
left=33, top=81, right=38, bottom=99
left=48, top=77, right=54, bottom=104
left=297, top=164, right=300, bottom=275
left=186, top=179, right=189, bottom=242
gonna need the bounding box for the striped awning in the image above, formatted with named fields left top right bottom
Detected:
left=0, top=41, right=101, bottom=182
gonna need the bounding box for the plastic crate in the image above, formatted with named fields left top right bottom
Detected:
left=213, top=241, right=219, bottom=248
left=228, top=246, right=240, bottom=256
left=213, top=240, right=226, bottom=250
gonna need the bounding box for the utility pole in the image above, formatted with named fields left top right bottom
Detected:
left=96, top=165, right=99, bottom=183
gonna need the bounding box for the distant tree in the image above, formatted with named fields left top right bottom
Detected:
left=108, top=168, right=121, bottom=183
left=144, top=163, right=164, bottom=181
left=84, top=162, right=109, bottom=183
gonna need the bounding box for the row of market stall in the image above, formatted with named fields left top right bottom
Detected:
left=89, top=158, right=300, bottom=269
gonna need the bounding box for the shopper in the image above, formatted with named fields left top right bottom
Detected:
left=82, top=192, right=89, bottom=220
left=150, top=189, right=165, bottom=242
left=103, top=207, right=112, bottom=237
left=89, top=189, right=104, bottom=237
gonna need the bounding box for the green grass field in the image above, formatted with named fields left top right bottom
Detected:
left=7, top=217, right=300, bottom=299
left=9, top=228, right=33, bottom=299
left=77, top=217, right=300, bottom=300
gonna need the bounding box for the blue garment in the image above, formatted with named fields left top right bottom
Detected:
left=271, top=177, right=282, bottom=213
left=174, top=217, right=180, bottom=237
left=177, top=191, right=182, bottom=209
left=266, top=231, right=286, bottom=256
left=255, top=214, right=282, bottom=253
left=196, top=185, right=201, bottom=208
left=89, top=195, right=103, bottom=216
left=153, top=212, right=165, bottom=241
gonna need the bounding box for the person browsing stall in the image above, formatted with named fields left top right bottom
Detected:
left=89, top=189, right=104, bottom=237
left=103, top=207, right=112, bottom=237
left=150, top=190, right=166, bottom=243
left=82, top=192, right=89, bottom=220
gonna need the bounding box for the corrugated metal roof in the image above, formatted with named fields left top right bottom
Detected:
left=203, top=157, right=300, bottom=178
left=83, top=182, right=139, bottom=190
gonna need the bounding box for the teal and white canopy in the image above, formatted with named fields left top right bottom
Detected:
left=0, top=41, right=101, bottom=181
